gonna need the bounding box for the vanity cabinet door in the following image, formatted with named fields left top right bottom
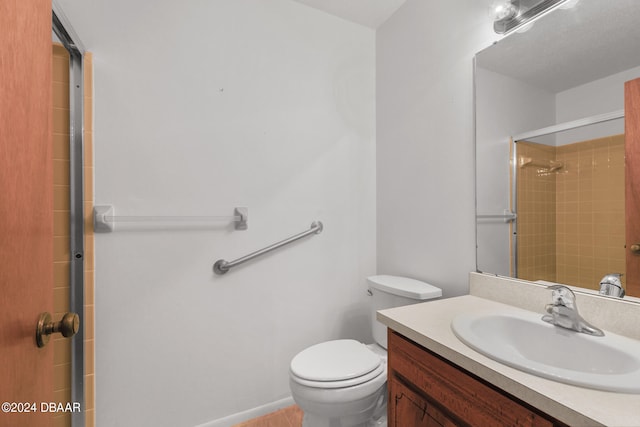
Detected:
left=390, top=376, right=458, bottom=427
left=388, top=331, right=566, bottom=427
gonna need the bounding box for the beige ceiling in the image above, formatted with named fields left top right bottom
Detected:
left=292, top=0, right=406, bottom=29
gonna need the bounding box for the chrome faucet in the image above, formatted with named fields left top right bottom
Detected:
left=542, top=285, right=604, bottom=337
left=599, top=273, right=625, bottom=298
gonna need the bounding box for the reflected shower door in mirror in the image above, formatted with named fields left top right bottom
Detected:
left=475, top=0, right=640, bottom=297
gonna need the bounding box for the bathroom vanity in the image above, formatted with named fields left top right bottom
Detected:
left=387, top=330, right=566, bottom=426
left=378, top=273, right=640, bottom=427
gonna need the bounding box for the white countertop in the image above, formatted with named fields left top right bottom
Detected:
left=377, top=295, right=640, bottom=427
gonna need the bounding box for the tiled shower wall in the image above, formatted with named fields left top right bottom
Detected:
left=52, top=43, right=95, bottom=427
left=555, top=135, right=625, bottom=290
left=517, top=135, right=625, bottom=291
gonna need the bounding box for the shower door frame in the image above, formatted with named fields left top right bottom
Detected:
left=52, top=2, right=86, bottom=426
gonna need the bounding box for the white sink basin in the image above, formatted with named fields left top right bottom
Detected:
left=451, top=308, right=640, bottom=393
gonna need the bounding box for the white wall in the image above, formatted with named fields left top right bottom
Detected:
left=555, top=65, right=640, bottom=145
left=376, top=0, right=496, bottom=297
left=57, top=1, right=376, bottom=425
left=475, top=68, right=556, bottom=276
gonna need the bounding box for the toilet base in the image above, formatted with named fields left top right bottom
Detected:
left=294, top=381, right=387, bottom=427
left=302, top=412, right=387, bottom=427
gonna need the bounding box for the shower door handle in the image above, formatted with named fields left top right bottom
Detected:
left=36, top=312, right=79, bottom=348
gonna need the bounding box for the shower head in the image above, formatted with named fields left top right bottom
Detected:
left=547, top=161, right=564, bottom=172
left=519, top=157, right=564, bottom=172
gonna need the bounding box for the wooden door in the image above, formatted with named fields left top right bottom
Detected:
left=625, top=78, right=640, bottom=297
left=0, top=0, right=54, bottom=426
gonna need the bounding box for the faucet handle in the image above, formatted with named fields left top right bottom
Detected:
left=600, top=273, right=623, bottom=284
left=543, top=285, right=605, bottom=336
left=599, top=273, right=625, bottom=298
left=546, top=284, right=576, bottom=309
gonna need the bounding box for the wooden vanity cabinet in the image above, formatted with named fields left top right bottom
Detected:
left=387, top=330, right=568, bottom=427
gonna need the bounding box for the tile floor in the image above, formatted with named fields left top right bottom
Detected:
left=232, top=405, right=303, bottom=427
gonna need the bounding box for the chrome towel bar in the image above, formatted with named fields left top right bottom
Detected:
left=476, top=210, right=517, bottom=223
left=213, top=221, right=323, bottom=275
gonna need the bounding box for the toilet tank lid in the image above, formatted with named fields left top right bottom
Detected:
left=367, top=275, right=442, bottom=300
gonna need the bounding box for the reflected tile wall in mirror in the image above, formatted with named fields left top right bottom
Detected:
left=516, top=135, right=625, bottom=291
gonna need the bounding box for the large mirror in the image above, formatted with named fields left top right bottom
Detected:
left=475, top=0, right=640, bottom=296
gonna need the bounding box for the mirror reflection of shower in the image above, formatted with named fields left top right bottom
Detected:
left=512, top=116, right=626, bottom=291
left=519, top=157, right=564, bottom=173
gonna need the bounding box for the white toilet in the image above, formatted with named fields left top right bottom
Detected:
left=289, top=275, right=442, bottom=427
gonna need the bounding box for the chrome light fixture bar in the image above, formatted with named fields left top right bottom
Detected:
left=493, top=0, right=573, bottom=34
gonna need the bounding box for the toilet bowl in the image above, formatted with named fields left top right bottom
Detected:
left=290, top=340, right=387, bottom=427
left=289, top=275, right=441, bottom=427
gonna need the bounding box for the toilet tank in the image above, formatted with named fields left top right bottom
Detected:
left=368, top=275, right=442, bottom=349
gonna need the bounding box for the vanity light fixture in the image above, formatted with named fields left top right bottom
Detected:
left=493, top=0, right=575, bottom=34
left=491, top=0, right=520, bottom=21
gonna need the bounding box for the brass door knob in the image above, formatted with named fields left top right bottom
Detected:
left=630, top=244, right=640, bottom=254
left=36, top=312, right=79, bottom=348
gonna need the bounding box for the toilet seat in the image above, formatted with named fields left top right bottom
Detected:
left=291, top=362, right=385, bottom=389
left=290, top=339, right=384, bottom=389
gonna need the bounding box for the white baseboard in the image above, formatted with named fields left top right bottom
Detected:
left=194, top=396, right=296, bottom=427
